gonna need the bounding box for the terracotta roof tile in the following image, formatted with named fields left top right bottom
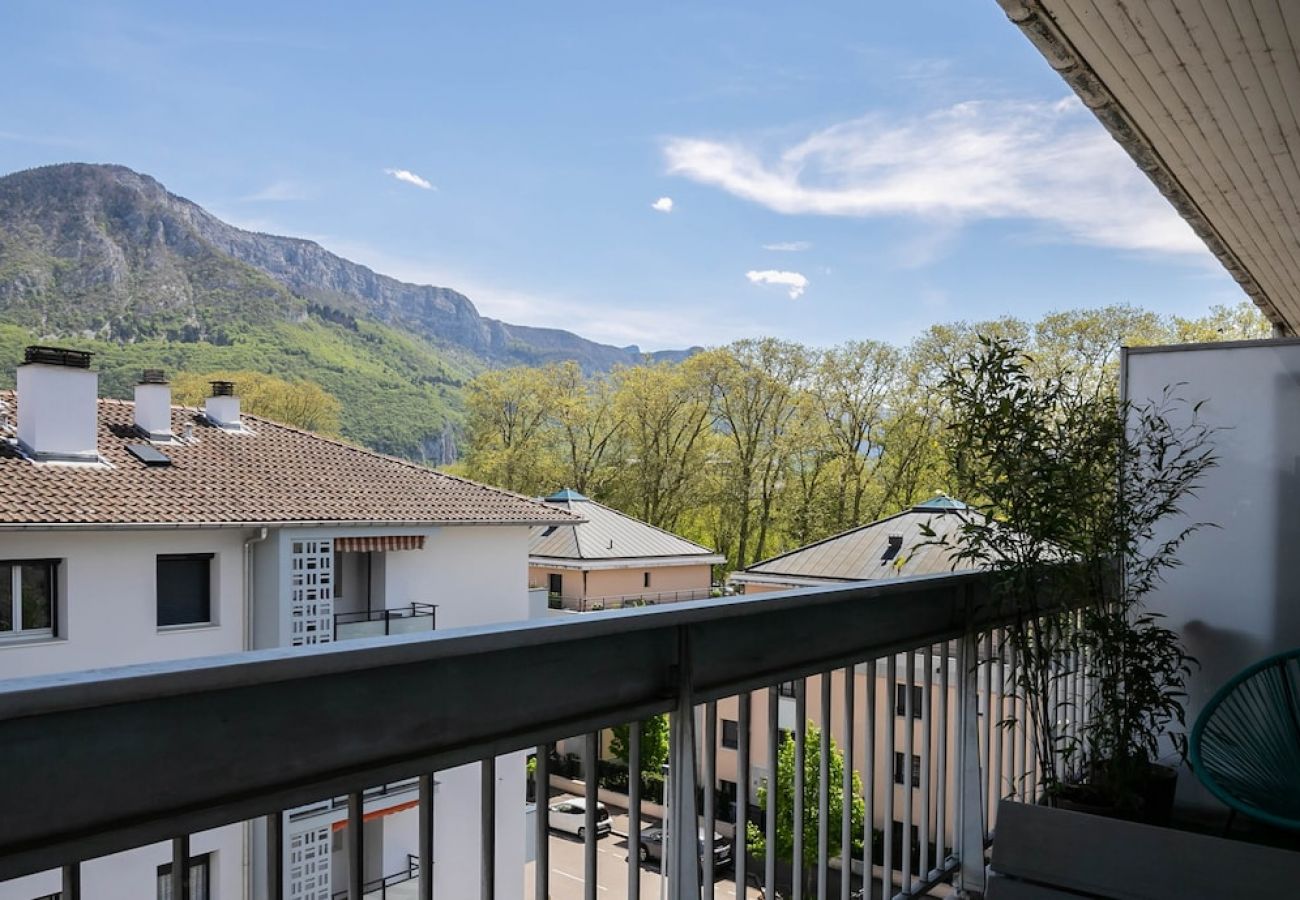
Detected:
left=0, top=393, right=579, bottom=528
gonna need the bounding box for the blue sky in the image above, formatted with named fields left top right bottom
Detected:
left=0, top=1, right=1244, bottom=350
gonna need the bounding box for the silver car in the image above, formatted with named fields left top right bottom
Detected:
left=636, top=825, right=732, bottom=871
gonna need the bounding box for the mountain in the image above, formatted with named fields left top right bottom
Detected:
left=0, top=163, right=695, bottom=368
left=0, top=163, right=698, bottom=461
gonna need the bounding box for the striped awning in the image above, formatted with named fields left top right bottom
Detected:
left=334, top=535, right=425, bottom=553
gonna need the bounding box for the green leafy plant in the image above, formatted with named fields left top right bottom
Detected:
left=931, top=337, right=1216, bottom=808
left=609, top=715, right=670, bottom=775
left=745, top=723, right=865, bottom=895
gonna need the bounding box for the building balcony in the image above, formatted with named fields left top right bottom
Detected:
left=333, top=604, right=437, bottom=641
left=550, top=586, right=714, bottom=612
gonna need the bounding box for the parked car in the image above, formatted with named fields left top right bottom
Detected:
left=547, top=797, right=611, bottom=839
left=636, top=825, right=732, bottom=871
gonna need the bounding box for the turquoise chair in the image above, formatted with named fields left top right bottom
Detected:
left=1189, top=648, right=1300, bottom=830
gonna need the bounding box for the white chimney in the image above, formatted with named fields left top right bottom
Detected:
left=204, top=381, right=241, bottom=429
left=134, top=369, right=173, bottom=440
left=16, top=346, right=99, bottom=461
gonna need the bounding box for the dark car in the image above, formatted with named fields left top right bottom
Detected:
left=636, top=825, right=732, bottom=871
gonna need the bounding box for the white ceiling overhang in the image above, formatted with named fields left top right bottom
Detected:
left=999, top=0, right=1300, bottom=333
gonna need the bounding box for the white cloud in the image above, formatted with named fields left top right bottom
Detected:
left=384, top=168, right=435, bottom=190
left=762, top=241, right=812, bottom=252
left=651, top=196, right=674, bottom=213
left=746, top=269, right=808, bottom=299
left=665, top=98, right=1207, bottom=257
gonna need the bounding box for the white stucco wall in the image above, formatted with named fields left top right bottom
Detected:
left=0, top=528, right=249, bottom=679
left=1124, top=340, right=1300, bottom=807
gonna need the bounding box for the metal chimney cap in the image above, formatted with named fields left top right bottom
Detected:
left=209, top=381, right=236, bottom=397
left=140, top=369, right=168, bottom=385
left=24, top=346, right=93, bottom=369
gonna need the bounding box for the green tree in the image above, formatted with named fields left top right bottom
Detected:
left=695, top=339, right=811, bottom=567
left=608, top=715, right=670, bottom=775
left=607, top=362, right=713, bottom=532
left=746, top=723, right=865, bottom=895
left=550, top=362, right=623, bottom=496
left=1167, top=300, right=1272, bottom=343
left=812, top=340, right=900, bottom=530
left=171, top=369, right=342, bottom=434
left=462, top=365, right=560, bottom=494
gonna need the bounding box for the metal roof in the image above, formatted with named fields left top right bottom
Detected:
left=530, top=491, right=725, bottom=564
left=735, top=497, right=978, bottom=584
left=999, top=0, right=1300, bottom=334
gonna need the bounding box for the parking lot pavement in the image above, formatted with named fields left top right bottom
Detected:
left=524, top=822, right=760, bottom=899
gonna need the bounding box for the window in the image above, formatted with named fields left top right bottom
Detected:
left=893, top=752, right=921, bottom=787
left=894, top=683, right=923, bottom=718
left=721, top=719, right=739, bottom=749
left=0, top=560, right=56, bottom=638
left=157, top=852, right=210, bottom=900
left=778, top=680, right=797, bottom=698
left=548, top=573, right=562, bottom=596
left=643, top=571, right=651, bottom=588
left=156, top=554, right=214, bottom=627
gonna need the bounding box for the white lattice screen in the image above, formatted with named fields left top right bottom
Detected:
left=287, top=826, right=332, bottom=900
left=289, top=539, right=334, bottom=646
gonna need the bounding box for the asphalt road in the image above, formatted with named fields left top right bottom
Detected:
left=523, top=827, right=762, bottom=900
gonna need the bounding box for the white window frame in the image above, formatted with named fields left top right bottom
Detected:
left=0, top=559, right=57, bottom=641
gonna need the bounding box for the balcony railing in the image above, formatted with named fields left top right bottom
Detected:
left=334, top=603, right=437, bottom=640
left=553, top=587, right=714, bottom=612
left=0, top=570, right=1087, bottom=899
left=330, top=855, right=420, bottom=900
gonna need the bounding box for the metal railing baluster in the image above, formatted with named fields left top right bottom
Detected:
left=863, top=659, right=876, bottom=900
left=419, top=773, right=435, bottom=900
left=171, top=835, right=190, bottom=900
left=582, top=734, right=597, bottom=900
left=991, top=640, right=1004, bottom=811
left=736, top=691, right=751, bottom=900
left=347, top=791, right=364, bottom=900
left=902, top=650, right=915, bottom=892
left=817, top=673, right=831, bottom=900
left=979, top=631, right=992, bottom=826
left=765, top=686, right=778, bottom=900
left=882, top=655, right=896, bottom=900
left=266, top=812, right=284, bottom=900
left=1009, top=642, right=1022, bottom=805
left=921, top=645, right=933, bottom=881
left=936, top=641, right=949, bottom=871
left=481, top=758, right=496, bottom=900
left=840, top=665, right=854, bottom=900
left=627, top=728, right=640, bottom=900
left=61, top=862, right=80, bottom=900
left=794, top=678, right=807, bottom=900
left=703, top=700, right=717, bottom=895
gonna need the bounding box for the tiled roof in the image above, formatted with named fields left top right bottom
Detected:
left=0, top=393, right=580, bottom=528
left=738, top=497, right=979, bottom=583
left=530, top=490, right=724, bottom=563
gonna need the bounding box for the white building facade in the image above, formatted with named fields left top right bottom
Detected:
left=0, top=347, right=576, bottom=900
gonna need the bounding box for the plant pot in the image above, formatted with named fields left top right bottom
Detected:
left=1139, top=763, right=1178, bottom=827
left=1048, top=782, right=1123, bottom=819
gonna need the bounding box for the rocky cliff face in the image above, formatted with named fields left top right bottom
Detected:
left=0, top=163, right=695, bottom=368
